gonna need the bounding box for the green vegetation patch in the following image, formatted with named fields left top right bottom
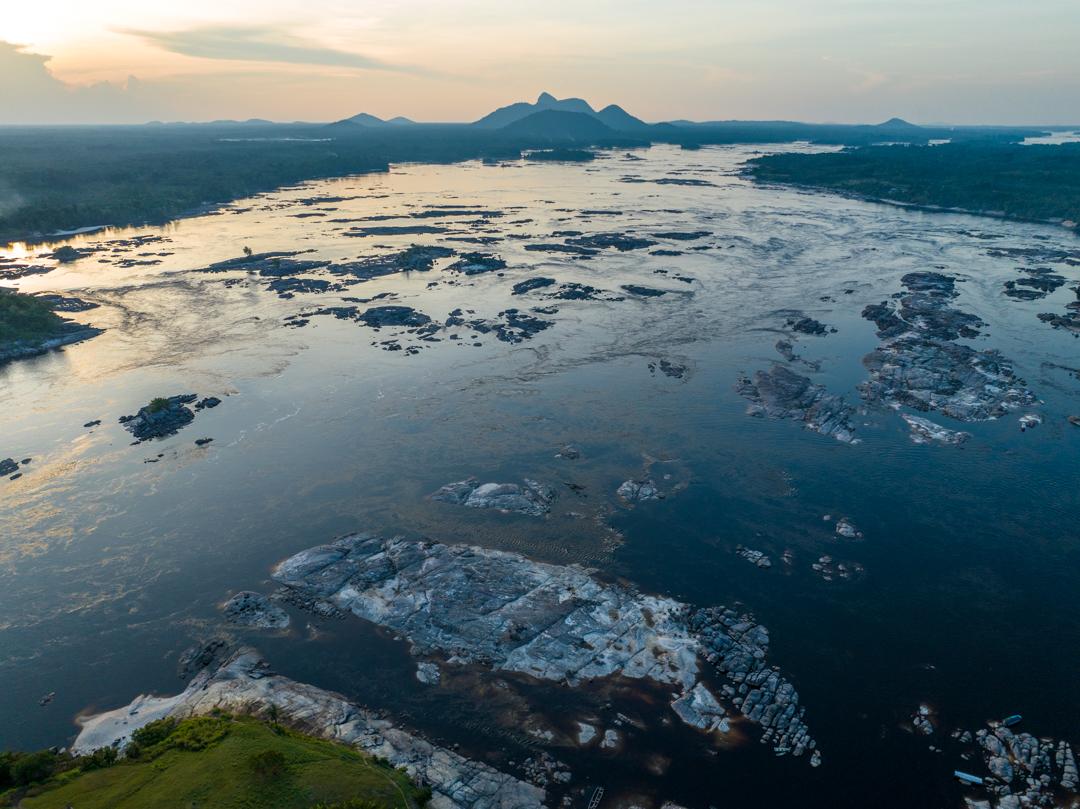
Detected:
left=0, top=290, right=66, bottom=345
left=749, top=142, right=1080, bottom=227
left=6, top=716, right=428, bottom=809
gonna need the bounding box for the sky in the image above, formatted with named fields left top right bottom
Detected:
left=0, top=0, right=1078, bottom=125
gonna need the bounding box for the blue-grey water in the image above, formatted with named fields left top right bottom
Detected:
left=1, top=144, right=1079, bottom=808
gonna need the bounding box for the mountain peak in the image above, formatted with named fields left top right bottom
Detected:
left=876, top=117, right=919, bottom=129
left=537, top=92, right=558, bottom=105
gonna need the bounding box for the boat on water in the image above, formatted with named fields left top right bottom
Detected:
left=954, top=771, right=985, bottom=785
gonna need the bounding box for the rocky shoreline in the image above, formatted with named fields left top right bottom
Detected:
left=0, top=323, right=103, bottom=365
left=73, top=647, right=546, bottom=809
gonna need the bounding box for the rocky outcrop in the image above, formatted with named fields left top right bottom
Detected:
left=73, top=648, right=546, bottom=809
left=119, top=394, right=199, bottom=441
left=431, top=478, right=556, bottom=516
left=736, top=365, right=858, bottom=444
left=270, top=534, right=818, bottom=760
left=901, top=414, right=972, bottom=445
left=860, top=272, right=1036, bottom=421
left=222, top=592, right=290, bottom=629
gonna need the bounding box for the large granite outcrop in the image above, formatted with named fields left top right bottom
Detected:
left=73, top=648, right=545, bottom=809
left=270, top=534, right=817, bottom=760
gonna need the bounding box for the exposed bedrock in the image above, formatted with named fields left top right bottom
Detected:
left=271, top=533, right=818, bottom=760
left=431, top=477, right=557, bottom=516
left=860, top=272, right=1036, bottom=421
left=736, top=364, right=859, bottom=444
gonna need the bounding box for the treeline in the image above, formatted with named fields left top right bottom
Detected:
left=749, top=142, right=1080, bottom=226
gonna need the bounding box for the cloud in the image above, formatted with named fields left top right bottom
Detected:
left=0, top=41, right=151, bottom=124
left=120, top=25, right=418, bottom=73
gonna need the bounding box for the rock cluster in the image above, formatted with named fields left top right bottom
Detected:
left=810, top=556, right=863, bottom=582
left=431, top=478, right=557, bottom=517
left=690, top=607, right=817, bottom=759
left=735, top=546, right=772, bottom=568
left=73, top=647, right=546, bottom=809
left=270, top=534, right=818, bottom=760
left=963, top=723, right=1079, bottom=806
left=860, top=272, right=1036, bottom=421
left=736, top=365, right=858, bottom=444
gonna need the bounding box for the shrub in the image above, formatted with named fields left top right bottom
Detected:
left=10, top=749, right=58, bottom=786
left=146, top=397, right=171, bottom=414
left=248, top=749, right=287, bottom=780
left=78, top=746, right=118, bottom=771
left=130, top=717, right=178, bottom=748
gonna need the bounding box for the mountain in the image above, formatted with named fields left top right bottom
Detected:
left=498, top=110, right=615, bottom=141
left=594, top=104, right=650, bottom=131
left=331, top=113, right=416, bottom=127
left=475, top=92, right=596, bottom=128
left=475, top=92, right=652, bottom=133
left=874, top=117, right=921, bottom=130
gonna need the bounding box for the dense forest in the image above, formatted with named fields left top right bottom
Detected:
left=749, top=142, right=1080, bottom=227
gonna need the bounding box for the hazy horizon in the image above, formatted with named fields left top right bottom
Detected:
left=1, top=0, right=1078, bottom=127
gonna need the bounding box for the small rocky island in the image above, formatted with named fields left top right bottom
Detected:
left=119, top=394, right=221, bottom=441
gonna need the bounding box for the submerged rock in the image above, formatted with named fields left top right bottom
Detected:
left=834, top=518, right=862, bottom=539
left=416, top=661, right=441, bottom=685
left=333, top=245, right=455, bottom=280
left=786, top=316, right=833, bottom=336
left=445, top=252, right=507, bottom=275
left=566, top=233, right=658, bottom=251
left=431, top=477, right=556, bottom=517
left=222, top=592, right=290, bottom=629
left=622, top=284, right=670, bottom=297
left=512, top=277, right=557, bottom=295
left=617, top=479, right=661, bottom=502
left=271, top=533, right=817, bottom=758
left=901, top=414, right=972, bottom=446
left=73, top=647, right=546, bottom=809
left=357, top=306, right=432, bottom=329
left=736, top=365, right=858, bottom=444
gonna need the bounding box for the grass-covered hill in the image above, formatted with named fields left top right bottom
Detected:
left=1, top=715, right=430, bottom=809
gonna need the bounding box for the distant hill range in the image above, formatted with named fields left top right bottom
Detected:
left=474, top=91, right=653, bottom=133
left=329, top=112, right=416, bottom=128
left=321, top=95, right=1041, bottom=147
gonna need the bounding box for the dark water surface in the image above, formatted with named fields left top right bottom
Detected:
left=2, top=144, right=1078, bottom=808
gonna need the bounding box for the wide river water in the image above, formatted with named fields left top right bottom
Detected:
left=2, top=144, right=1079, bottom=808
